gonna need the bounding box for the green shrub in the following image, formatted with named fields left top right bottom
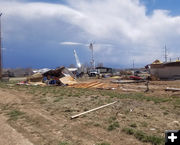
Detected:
left=107, top=121, right=119, bottom=131
left=58, top=141, right=69, bottom=145
left=7, top=110, right=25, bottom=121
left=96, top=142, right=110, bottom=145
left=130, top=123, right=137, bottom=128
left=122, top=127, right=164, bottom=145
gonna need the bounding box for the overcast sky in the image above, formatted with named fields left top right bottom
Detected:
left=1, top=0, right=180, bottom=68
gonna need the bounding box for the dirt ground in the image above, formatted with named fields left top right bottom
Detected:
left=0, top=79, right=180, bottom=145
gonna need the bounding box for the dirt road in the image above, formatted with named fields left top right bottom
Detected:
left=0, top=114, right=33, bottom=145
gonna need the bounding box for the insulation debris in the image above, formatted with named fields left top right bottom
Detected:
left=60, top=76, right=77, bottom=85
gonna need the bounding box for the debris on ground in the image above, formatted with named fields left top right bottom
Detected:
left=165, top=87, right=180, bottom=91
left=15, top=66, right=152, bottom=91
left=18, top=66, right=77, bottom=86
left=129, top=75, right=143, bottom=80
left=60, top=76, right=77, bottom=85
left=120, top=87, right=139, bottom=92
left=111, top=80, right=146, bottom=84
left=71, top=101, right=118, bottom=119
left=68, top=81, right=119, bottom=90
left=27, top=73, right=43, bottom=82
left=16, top=81, right=29, bottom=85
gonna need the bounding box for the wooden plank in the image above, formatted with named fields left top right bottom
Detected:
left=71, top=101, right=118, bottom=119
left=86, top=82, right=102, bottom=88
left=165, top=87, right=180, bottom=91
left=112, top=80, right=145, bottom=84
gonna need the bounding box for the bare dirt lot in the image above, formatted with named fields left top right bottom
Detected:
left=0, top=80, right=180, bottom=145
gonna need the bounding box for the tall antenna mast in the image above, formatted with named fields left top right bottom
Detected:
left=0, top=13, right=2, bottom=79
left=89, top=42, right=95, bottom=69
left=164, top=45, right=168, bottom=62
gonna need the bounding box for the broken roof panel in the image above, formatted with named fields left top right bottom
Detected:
left=43, top=66, right=75, bottom=78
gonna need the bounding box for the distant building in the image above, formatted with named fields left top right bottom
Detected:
left=95, top=67, right=113, bottom=74
left=150, top=60, right=180, bottom=79
left=3, top=68, right=33, bottom=77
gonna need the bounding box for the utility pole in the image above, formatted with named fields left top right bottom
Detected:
left=133, top=60, right=134, bottom=69
left=0, top=13, right=2, bottom=79
left=164, top=45, right=167, bottom=62
left=132, top=60, right=135, bottom=75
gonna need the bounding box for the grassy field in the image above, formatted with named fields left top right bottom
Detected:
left=0, top=80, right=179, bottom=145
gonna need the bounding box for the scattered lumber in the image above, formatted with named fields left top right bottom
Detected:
left=121, top=88, right=139, bottom=92
left=111, top=80, right=145, bottom=84
left=71, top=101, right=118, bottom=119
left=165, top=87, right=180, bottom=92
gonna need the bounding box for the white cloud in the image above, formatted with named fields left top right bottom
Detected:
left=60, top=41, right=113, bottom=51
left=1, top=0, right=180, bottom=67
left=60, top=41, right=84, bottom=45
left=0, top=1, right=84, bottom=21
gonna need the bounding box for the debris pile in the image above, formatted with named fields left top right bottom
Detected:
left=15, top=64, right=150, bottom=91
left=27, top=73, right=43, bottom=82
left=19, top=66, right=77, bottom=86
left=42, top=66, right=76, bottom=86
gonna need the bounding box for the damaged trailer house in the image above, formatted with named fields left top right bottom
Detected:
left=27, top=66, right=77, bottom=86
left=150, top=60, right=180, bottom=80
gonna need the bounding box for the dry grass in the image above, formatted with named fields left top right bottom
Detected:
left=0, top=80, right=180, bottom=145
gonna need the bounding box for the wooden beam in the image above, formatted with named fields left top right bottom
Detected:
left=165, top=87, right=180, bottom=92
left=71, top=101, right=118, bottom=119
